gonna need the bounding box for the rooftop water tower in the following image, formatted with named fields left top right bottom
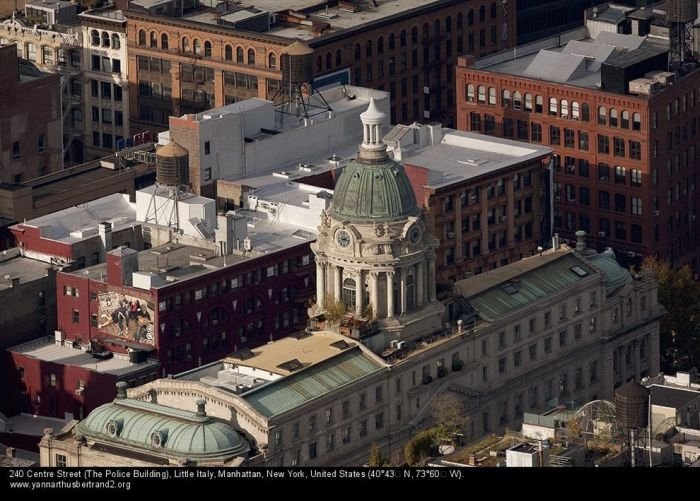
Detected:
left=667, top=0, right=698, bottom=72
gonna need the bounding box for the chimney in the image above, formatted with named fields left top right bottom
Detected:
left=98, top=222, right=113, bottom=263
left=552, top=233, right=561, bottom=250
left=10, top=277, right=19, bottom=288
left=106, top=246, right=139, bottom=287
left=468, top=454, right=477, bottom=466
left=5, top=447, right=15, bottom=458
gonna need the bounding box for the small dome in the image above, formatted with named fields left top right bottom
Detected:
left=284, top=40, right=314, bottom=56
left=587, top=248, right=632, bottom=296
left=76, top=399, right=250, bottom=460
left=330, top=157, right=419, bottom=223
left=157, top=141, right=188, bottom=158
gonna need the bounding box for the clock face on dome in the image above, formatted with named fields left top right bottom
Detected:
left=336, top=229, right=352, bottom=248
left=409, top=226, right=421, bottom=244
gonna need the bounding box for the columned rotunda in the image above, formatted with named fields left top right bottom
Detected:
left=311, top=98, right=443, bottom=349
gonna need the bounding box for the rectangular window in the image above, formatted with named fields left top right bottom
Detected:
left=11, top=141, right=20, bottom=160
left=55, top=454, right=67, bottom=467
left=72, top=309, right=80, bottom=323
left=375, top=412, right=384, bottom=430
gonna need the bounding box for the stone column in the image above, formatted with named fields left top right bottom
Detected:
left=427, top=252, right=436, bottom=303
left=316, top=261, right=326, bottom=307
left=355, top=270, right=363, bottom=316
left=386, top=271, right=395, bottom=318
left=399, top=267, right=407, bottom=316
left=417, top=261, right=425, bottom=307
left=334, top=265, right=342, bottom=302
left=369, top=271, right=379, bottom=318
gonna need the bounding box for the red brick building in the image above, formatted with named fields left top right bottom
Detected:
left=456, top=27, right=700, bottom=272
left=54, top=240, right=315, bottom=377
left=385, top=124, right=551, bottom=284
left=0, top=45, right=63, bottom=183
left=124, top=0, right=516, bottom=134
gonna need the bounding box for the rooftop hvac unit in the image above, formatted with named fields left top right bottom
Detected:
left=396, top=341, right=406, bottom=350
left=390, top=340, right=399, bottom=349
left=628, top=78, right=660, bottom=96
left=243, top=237, right=252, bottom=251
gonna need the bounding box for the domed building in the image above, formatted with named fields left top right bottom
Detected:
left=39, top=382, right=250, bottom=467
left=311, top=98, right=443, bottom=348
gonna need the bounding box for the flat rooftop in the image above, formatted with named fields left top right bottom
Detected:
left=0, top=248, right=54, bottom=291
left=224, top=330, right=359, bottom=374
left=651, top=384, right=700, bottom=409
left=10, top=336, right=159, bottom=376
left=69, top=210, right=316, bottom=288
left=401, top=130, right=551, bottom=189
left=13, top=193, right=136, bottom=243
left=473, top=28, right=668, bottom=92
left=171, top=0, right=453, bottom=41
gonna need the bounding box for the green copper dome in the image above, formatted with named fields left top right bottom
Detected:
left=76, top=397, right=250, bottom=460
left=331, top=156, right=419, bottom=223
left=587, top=248, right=632, bottom=296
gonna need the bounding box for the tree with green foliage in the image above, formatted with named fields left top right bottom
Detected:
left=368, top=442, right=390, bottom=466
left=404, top=429, right=438, bottom=465
left=322, top=297, right=347, bottom=326
left=642, top=257, right=700, bottom=372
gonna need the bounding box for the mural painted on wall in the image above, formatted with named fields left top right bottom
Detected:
left=98, top=292, right=155, bottom=345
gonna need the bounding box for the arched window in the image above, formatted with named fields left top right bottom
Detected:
left=466, top=84, right=475, bottom=102
left=236, top=47, right=244, bottom=63
left=434, top=19, right=440, bottom=35
left=423, top=22, right=429, bottom=40
left=535, top=95, right=543, bottom=113
left=149, top=31, right=156, bottom=48
left=247, top=48, right=255, bottom=65
left=489, top=87, right=497, bottom=105
left=343, top=278, right=357, bottom=310
left=632, top=112, right=641, bottom=131
left=208, top=307, right=229, bottom=326
left=316, top=55, right=322, bottom=72
left=524, top=93, right=533, bottom=111
left=182, top=37, right=190, bottom=52
left=581, top=103, right=590, bottom=121
left=477, top=85, right=486, bottom=103
left=598, top=106, right=607, bottom=125
left=269, top=52, right=277, bottom=69
left=366, top=39, right=372, bottom=57
left=224, top=45, right=232, bottom=60
left=446, top=16, right=452, bottom=33
left=609, top=108, right=618, bottom=127
left=388, top=33, right=395, bottom=50
left=335, top=49, right=342, bottom=66
left=560, top=99, right=569, bottom=118
left=502, top=89, right=511, bottom=107
left=354, top=43, right=361, bottom=59
left=513, top=91, right=522, bottom=110
left=621, top=110, right=629, bottom=128
left=326, top=52, right=332, bottom=69
left=91, top=30, right=100, bottom=46
left=204, top=41, right=212, bottom=57
left=479, top=6, right=485, bottom=22
left=112, top=33, right=121, bottom=50
left=377, top=36, right=384, bottom=53
left=457, top=13, right=463, bottom=29
left=406, top=275, right=415, bottom=310
left=490, top=2, right=497, bottom=18
left=409, top=27, right=416, bottom=45
left=549, top=97, right=558, bottom=116
left=572, top=101, right=580, bottom=119
left=138, top=29, right=146, bottom=46
left=160, top=33, right=168, bottom=50
left=468, top=9, right=474, bottom=26
left=193, top=39, right=201, bottom=55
